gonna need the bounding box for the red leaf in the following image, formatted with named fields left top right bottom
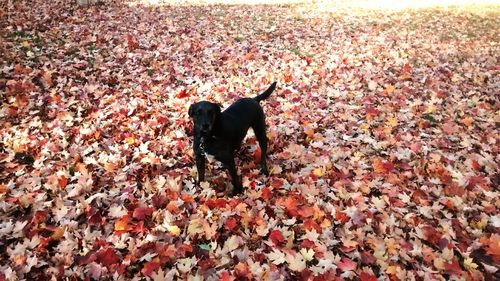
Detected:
left=337, top=257, right=357, bottom=272
left=444, top=260, right=463, bottom=276
left=132, top=207, right=154, bottom=220
left=360, top=251, right=376, bottom=265
left=127, top=34, right=139, bottom=50
left=176, top=88, right=189, bottom=98
left=365, top=105, right=380, bottom=121
left=152, top=194, right=167, bottom=208
left=206, top=198, right=228, bottom=209
left=360, top=272, right=378, bottom=281
left=219, top=271, right=235, bottom=281
left=261, top=187, right=272, bottom=200
left=271, top=179, right=284, bottom=189
left=300, top=239, right=316, bottom=249
left=141, top=260, right=160, bottom=277
left=95, top=248, right=120, bottom=267
left=224, top=217, right=238, bottom=231
left=269, top=229, right=286, bottom=246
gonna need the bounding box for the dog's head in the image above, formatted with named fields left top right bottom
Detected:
left=189, top=101, right=221, bottom=136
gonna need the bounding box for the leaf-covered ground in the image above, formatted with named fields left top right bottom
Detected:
left=1, top=0, right=499, bottom=280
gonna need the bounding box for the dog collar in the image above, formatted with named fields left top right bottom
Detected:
left=199, top=137, right=206, bottom=154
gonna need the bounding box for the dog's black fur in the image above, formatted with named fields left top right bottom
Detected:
left=189, top=82, right=277, bottom=195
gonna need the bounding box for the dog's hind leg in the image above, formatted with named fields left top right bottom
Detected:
left=223, top=158, right=243, bottom=195
left=252, top=119, right=269, bottom=176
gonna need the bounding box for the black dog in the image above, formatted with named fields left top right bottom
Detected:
left=189, top=82, right=277, bottom=195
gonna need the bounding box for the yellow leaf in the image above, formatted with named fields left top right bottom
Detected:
left=386, top=117, right=398, bottom=128
left=433, top=257, right=445, bottom=270
left=320, top=218, right=331, bottom=229
left=471, top=217, right=488, bottom=230
left=386, top=265, right=399, bottom=275
left=464, top=258, right=478, bottom=270
left=313, top=168, right=324, bottom=177
left=462, top=116, right=473, bottom=127
left=167, top=225, right=181, bottom=236
left=385, top=84, right=395, bottom=94
left=21, top=41, right=30, bottom=48
left=187, top=218, right=204, bottom=236
left=359, top=123, right=370, bottom=132
left=125, top=136, right=136, bottom=145
left=424, top=105, right=436, bottom=114
left=51, top=227, right=65, bottom=240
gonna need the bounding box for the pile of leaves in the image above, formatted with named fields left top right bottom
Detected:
left=0, top=0, right=498, bottom=280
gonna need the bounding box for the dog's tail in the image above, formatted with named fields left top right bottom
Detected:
left=254, top=82, right=277, bottom=102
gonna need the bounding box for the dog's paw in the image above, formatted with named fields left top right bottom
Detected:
left=230, top=186, right=243, bottom=196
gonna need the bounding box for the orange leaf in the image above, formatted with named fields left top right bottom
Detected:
left=115, top=215, right=132, bottom=232
left=283, top=74, right=292, bottom=83
left=254, top=146, right=262, bottom=162
left=485, top=234, right=500, bottom=261
left=166, top=201, right=179, bottom=213
left=462, top=116, right=474, bottom=127
left=372, top=159, right=394, bottom=174
left=58, top=176, right=68, bottom=189
left=141, top=260, right=160, bottom=277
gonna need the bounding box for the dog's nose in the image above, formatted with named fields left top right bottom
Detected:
left=202, top=124, right=209, bottom=130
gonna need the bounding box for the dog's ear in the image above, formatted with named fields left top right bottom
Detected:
left=188, top=103, right=197, bottom=117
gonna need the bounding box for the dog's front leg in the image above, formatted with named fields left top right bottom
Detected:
left=195, top=155, right=206, bottom=182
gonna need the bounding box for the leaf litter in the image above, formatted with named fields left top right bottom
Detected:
left=0, top=0, right=499, bottom=280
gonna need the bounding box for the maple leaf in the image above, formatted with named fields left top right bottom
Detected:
left=224, top=217, right=238, bottom=231
left=266, top=249, right=286, bottom=265
left=114, top=215, right=132, bottom=232
left=219, top=271, right=236, bottom=281
left=141, top=260, right=160, bottom=277
left=132, top=207, right=154, bottom=220
left=177, top=257, right=196, bottom=273
left=269, top=229, right=286, bottom=246
left=300, top=248, right=315, bottom=261
left=95, top=248, right=120, bottom=267
left=337, top=257, right=357, bottom=272
left=360, top=272, right=378, bottom=281
left=286, top=251, right=306, bottom=272
left=127, top=34, right=139, bottom=50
